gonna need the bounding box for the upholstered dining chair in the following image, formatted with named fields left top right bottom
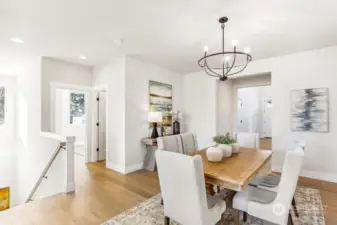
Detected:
left=250, top=141, right=306, bottom=218
left=157, top=135, right=184, bottom=154
left=180, top=133, right=198, bottom=154
left=233, top=145, right=304, bottom=225
left=156, top=150, right=227, bottom=225
left=236, top=132, right=260, bottom=148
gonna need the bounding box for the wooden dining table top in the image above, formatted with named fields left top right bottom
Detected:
left=189, top=148, right=273, bottom=192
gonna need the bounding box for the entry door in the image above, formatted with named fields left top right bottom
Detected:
left=98, top=92, right=106, bottom=161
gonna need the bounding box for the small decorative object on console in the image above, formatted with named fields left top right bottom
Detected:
left=148, top=112, right=163, bottom=138
left=171, top=110, right=183, bottom=135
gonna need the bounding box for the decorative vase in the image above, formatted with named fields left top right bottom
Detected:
left=216, top=144, right=233, bottom=157
left=231, top=142, right=240, bottom=153
left=206, top=147, right=223, bottom=162
left=173, top=120, right=180, bottom=135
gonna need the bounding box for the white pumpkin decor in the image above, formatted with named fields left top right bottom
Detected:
left=206, top=147, right=223, bottom=162
left=231, top=142, right=240, bottom=153
left=217, top=144, right=233, bottom=157
left=213, top=133, right=238, bottom=158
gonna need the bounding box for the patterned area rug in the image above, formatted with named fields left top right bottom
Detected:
left=102, top=187, right=325, bottom=225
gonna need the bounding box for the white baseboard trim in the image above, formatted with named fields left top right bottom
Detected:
left=125, top=163, right=144, bottom=174
left=272, top=166, right=337, bottom=183
left=106, top=162, right=126, bottom=174
left=64, top=182, right=75, bottom=193
left=106, top=162, right=144, bottom=174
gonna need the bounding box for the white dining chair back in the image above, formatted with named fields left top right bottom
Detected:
left=248, top=146, right=304, bottom=225
left=156, top=151, right=226, bottom=225
left=180, top=133, right=198, bottom=154
left=275, top=146, right=304, bottom=207
left=157, top=135, right=183, bottom=154
left=236, top=132, right=260, bottom=148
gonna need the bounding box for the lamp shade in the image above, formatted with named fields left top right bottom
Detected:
left=148, top=112, right=163, bottom=123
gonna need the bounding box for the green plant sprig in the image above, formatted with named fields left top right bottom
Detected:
left=213, top=132, right=236, bottom=144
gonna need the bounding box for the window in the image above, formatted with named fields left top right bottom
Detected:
left=70, top=92, right=85, bottom=124
left=0, top=87, right=4, bottom=125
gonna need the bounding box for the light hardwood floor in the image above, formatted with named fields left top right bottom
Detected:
left=0, top=155, right=336, bottom=225
left=260, top=138, right=272, bottom=150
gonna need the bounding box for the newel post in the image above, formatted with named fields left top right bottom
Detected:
left=64, top=136, right=76, bottom=193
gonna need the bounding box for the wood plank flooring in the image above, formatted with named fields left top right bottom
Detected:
left=260, top=138, right=272, bottom=150
left=0, top=155, right=336, bottom=225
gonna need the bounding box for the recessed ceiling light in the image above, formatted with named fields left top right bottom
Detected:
left=10, top=37, right=24, bottom=44
left=113, top=39, right=124, bottom=45
left=79, top=55, right=87, bottom=60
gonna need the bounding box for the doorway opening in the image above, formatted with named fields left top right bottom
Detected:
left=54, top=88, right=88, bottom=158
left=236, top=85, right=272, bottom=150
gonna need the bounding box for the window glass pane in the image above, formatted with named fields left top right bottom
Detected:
left=0, top=87, right=4, bottom=125
left=70, top=92, right=85, bottom=124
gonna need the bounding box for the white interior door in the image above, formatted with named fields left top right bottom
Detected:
left=98, top=92, right=106, bottom=161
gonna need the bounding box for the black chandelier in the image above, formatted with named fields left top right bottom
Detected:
left=198, top=17, right=252, bottom=81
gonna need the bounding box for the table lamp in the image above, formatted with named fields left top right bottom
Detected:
left=148, top=112, right=163, bottom=138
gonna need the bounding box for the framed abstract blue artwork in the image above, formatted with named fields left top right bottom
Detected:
left=291, top=88, right=329, bottom=132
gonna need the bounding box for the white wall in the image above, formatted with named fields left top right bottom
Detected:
left=92, top=56, right=126, bottom=172
left=15, top=56, right=43, bottom=204
left=182, top=72, right=218, bottom=148
left=125, top=56, right=183, bottom=171
left=0, top=75, right=17, bottom=206
left=216, top=79, right=232, bottom=136
left=41, top=57, right=92, bottom=132
left=233, top=46, right=337, bottom=182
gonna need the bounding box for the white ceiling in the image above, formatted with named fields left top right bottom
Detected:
left=1, top=0, right=337, bottom=74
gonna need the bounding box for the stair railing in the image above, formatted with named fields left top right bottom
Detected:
left=25, top=133, right=76, bottom=204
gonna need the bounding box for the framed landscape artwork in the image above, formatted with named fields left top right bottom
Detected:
left=149, top=81, right=172, bottom=127
left=291, top=88, right=329, bottom=132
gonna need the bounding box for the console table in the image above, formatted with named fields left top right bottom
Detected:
left=142, top=138, right=158, bottom=171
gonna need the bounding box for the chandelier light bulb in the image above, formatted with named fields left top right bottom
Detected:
left=225, top=56, right=230, bottom=61
left=232, top=40, right=238, bottom=46
left=245, top=48, right=250, bottom=54
left=204, top=45, right=209, bottom=52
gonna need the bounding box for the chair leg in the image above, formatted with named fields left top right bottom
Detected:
left=233, top=209, right=240, bottom=225
left=243, top=212, right=247, bottom=222
left=164, top=216, right=170, bottom=225
left=288, top=213, right=294, bottom=225
left=161, top=198, right=164, bottom=205
left=292, top=197, right=299, bottom=217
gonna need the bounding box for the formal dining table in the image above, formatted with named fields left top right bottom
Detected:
left=189, top=147, right=273, bottom=193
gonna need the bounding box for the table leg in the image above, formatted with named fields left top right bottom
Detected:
left=233, top=209, right=240, bottom=225
left=206, top=183, right=215, bottom=195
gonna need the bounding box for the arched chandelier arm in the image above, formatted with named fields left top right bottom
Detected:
left=226, top=59, right=250, bottom=77
left=204, top=57, right=222, bottom=77
left=204, top=67, right=221, bottom=77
